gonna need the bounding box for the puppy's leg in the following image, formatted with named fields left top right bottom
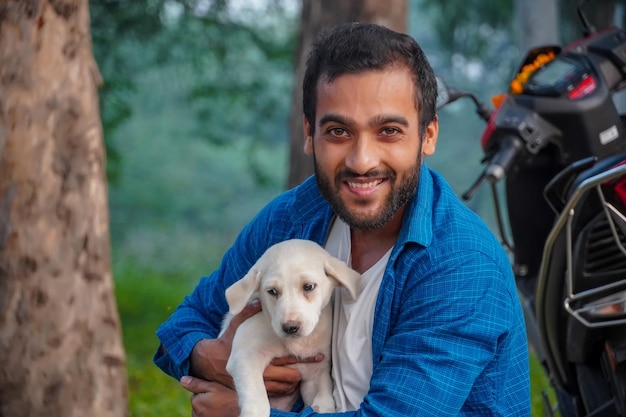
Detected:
left=313, top=374, right=336, bottom=413
left=227, top=349, right=272, bottom=417
left=299, top=362, right=335, bottom=413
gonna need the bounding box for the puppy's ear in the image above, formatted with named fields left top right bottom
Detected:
left=324, top=258, right=361, bottom=300
left=225, top=268, right=262, bottom=315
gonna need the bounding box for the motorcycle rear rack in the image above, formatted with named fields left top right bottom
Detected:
left=539, top=163, right=626, bottom=329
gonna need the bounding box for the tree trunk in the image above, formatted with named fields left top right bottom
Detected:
left=514, top=0, right=559, bottom=55
left=286, top=0, right=408, bottom=189
left=0, top=2, right=128, bottom=417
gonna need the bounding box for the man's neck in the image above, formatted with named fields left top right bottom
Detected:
left=349, top=208, right=405, bottom=273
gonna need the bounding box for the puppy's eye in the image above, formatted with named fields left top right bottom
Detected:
left=267, top=288, right=278, bottom=297
left=303, top=283, right=316, bottom=292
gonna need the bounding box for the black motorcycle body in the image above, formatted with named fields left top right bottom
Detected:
left=437, top=9, right=626, bottom=417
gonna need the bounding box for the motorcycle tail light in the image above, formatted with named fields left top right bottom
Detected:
left=613, top=178, right=626, bottom=207
left=605, top=162, right=626, bottom=208
left=584, top=291, right=626, bottom=319
left=568, top=75, right=597, bottom=100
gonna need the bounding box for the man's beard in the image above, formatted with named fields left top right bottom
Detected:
left=314, top=157, right=422, bottom=231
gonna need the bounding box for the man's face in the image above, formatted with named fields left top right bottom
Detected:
left=304, top=67, right=438, bottom=230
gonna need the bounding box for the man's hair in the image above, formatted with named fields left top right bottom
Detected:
left=303, top=22, right=437, bottom=138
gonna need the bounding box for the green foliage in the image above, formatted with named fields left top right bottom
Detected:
left=181, top=16, right=297, bottom=147
left=421, top=0, right=513, bottom=56
left=99, top=78, right=133, bottom=184
left=91, top=0, right=168, bottom=184
left=90, top=0, right=298, bottom=185
left=106, top=68, right=287, bottom=274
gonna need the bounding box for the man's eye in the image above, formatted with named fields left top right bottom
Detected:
left=381, top=127, right=400, bottom=136
left=303, top=283, right=316, bottom=292
left=267, top=288, right=278, bottom=297
left=329, top=127, right=348, bottom=136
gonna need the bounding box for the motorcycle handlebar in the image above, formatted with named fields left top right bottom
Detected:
left=485, top=135, right=525, bottom=182
left=462, top=134, right=524, bottom=200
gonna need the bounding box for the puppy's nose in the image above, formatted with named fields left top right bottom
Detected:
left=282, top=321, right=300, bottom=335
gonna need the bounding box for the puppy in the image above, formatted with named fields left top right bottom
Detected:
left=221, top=239, right=360, bottom=417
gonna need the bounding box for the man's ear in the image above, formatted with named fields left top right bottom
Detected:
left=303, top=116, right=313, bottom=155
left=422, top=116, right=439, bottom=156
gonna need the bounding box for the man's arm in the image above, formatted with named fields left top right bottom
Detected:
left=153, top=275, right=229, bottom=380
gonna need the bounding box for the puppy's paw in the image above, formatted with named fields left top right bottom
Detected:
left=312, top=397, right=335, bottom=413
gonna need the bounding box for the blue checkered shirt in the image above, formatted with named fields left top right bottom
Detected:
left=154, top=164, right=531, bottom=416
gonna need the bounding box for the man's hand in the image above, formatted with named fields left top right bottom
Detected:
left=189, top=299, right=262, bottom=387
left=265, top=354, right=325, bottom=397
left=181, top=376, right=240, bottom=417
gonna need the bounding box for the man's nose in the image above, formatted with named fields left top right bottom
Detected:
left=345, top=137, right=379, bottom=174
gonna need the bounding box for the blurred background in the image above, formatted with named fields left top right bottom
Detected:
left=92, top=0, right=626, bottom=414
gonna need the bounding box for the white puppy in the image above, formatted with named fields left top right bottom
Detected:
left=221, top=239, right=360, bottom=417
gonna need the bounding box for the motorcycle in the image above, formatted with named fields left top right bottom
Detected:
left=436, top=2, right=626, bottom=416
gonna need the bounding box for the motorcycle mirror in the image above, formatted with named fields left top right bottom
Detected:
left=435, top=76, right=493, bottom=121
left=436, top=76, right=451, bottom=109
left=435, top=76, right=469, bottom=109
left=577, top=0, right=596, bottom=36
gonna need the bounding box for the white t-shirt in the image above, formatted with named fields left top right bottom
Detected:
left=324, top=217, right=391, bottom=411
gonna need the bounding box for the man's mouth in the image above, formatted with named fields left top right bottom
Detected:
left=346, top=179, right=384, bottom=189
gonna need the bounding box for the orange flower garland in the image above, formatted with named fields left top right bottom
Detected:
left=509, top=51, right=556, bottom=94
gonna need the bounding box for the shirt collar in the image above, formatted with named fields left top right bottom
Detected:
left=397, top=163, right=434, bottom=248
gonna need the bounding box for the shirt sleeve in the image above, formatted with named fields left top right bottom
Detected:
left=152, top=271, right=229, bottom=380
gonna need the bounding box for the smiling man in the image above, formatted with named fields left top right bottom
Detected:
left=154, top=23, right=531, bottom=416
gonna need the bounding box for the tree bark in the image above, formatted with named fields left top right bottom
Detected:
left=0, top=2, right=128, bottom=416
left=286, top=0, right=407, bottom=189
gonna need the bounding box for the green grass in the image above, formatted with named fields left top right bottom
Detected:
left=114, top=260, right=193, bottom=416
left=116, top=261, right=558, bottom=416
left=530, top=348, right=559, bottom=416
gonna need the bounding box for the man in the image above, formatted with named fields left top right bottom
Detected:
left=154, top=22, right=531, bottom=416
